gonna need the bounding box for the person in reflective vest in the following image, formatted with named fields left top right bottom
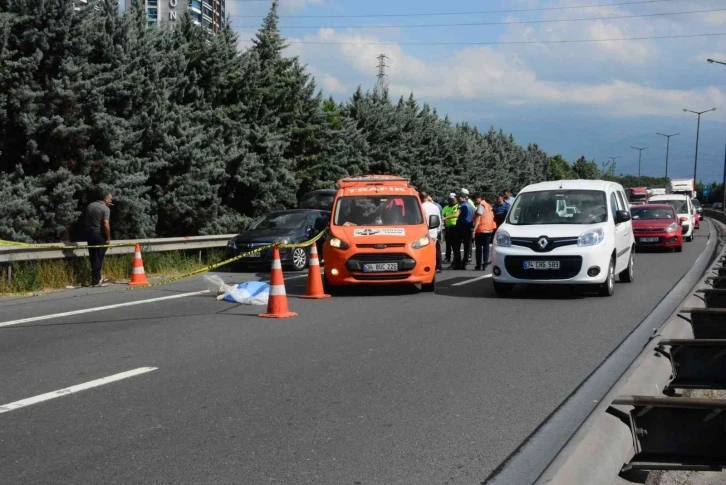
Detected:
left=441, top=193, right=459, bottom=263
left=473, top=194, right=497, bottom=271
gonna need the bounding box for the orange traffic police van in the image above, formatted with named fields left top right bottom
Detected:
left=322, top=175, right=440, bottom=292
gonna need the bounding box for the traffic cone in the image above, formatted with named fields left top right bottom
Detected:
left=128, top=243, right=150, bottom=286
left=259, top=245, right=297, bottom=318
left=299, top=244, right=330, bottom=299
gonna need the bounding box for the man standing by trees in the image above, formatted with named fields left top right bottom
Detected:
left=441, top=193, right=458, bottom=263
left=84, top=191, right=113, bottom=287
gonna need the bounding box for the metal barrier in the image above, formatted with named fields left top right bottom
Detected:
left=487, top=217, right=725, bottom=484
left=0, top=235, right=236, bottom=263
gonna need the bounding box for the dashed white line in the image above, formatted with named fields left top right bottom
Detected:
left=451, top=274, right=493, bottom=286
left=0, top=290, right=210, bottom=328
left=0, top=367, right=158, bottom=414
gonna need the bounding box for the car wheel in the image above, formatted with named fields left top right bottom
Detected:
left=322, top=274, right=340, bottom=296
left=493, top=281, right=514, bottom=296
left=420, top=274, right=436, bottom=293
left=599, top=258, right=615, bottom=297
left=619, top=248, right=634, bottom=283
left=676, top=245, right=683, bottom=253
left=686, top=234, right=693, bottom=242
left=291, top=247, right=308, bottom=272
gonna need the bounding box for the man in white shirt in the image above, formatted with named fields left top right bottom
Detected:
left=419, top=192, right=442, bottom=273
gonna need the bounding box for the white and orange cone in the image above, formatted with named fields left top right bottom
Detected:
left=128, top=243, right=150, bottom=286
left=259, top=245, right=297, bottom=318
left=299, top=244, right=330, bottom=299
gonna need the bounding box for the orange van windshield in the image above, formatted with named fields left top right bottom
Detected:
left=334, top=196, right=423, bottom=226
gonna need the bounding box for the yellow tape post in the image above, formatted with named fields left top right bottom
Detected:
left=0, top=230, right=328, bottom=297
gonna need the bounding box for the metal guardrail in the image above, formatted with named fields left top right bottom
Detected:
left=0, top=235, right=236, bottom=263
left=487, top=217, right=724, bottom=484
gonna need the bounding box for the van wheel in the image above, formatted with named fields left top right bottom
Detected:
left=421, top=274, right=436, bottom=292
left=686, top=235, right=693, bottom=242
left=619, top=248, right=634, bottom=283
left=323, top=274, right=340, bottom=296
left=493, top=281, right=514, bottom=296
left=599, top=258, right=615, bottom=297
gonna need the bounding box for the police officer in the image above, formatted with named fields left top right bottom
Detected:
left=450, top=191, right=474, bottom=270
left=441, top=193, right=458, bottom=263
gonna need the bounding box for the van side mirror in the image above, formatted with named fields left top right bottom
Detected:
left=615, top=210, right=631, bottom=224
left=428, top=214, right=441, bottom=229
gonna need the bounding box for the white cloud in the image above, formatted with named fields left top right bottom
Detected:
left=279, top=0, right=324, bottom=12
left=320, top=74, right=346, bottom=94
left=282, top=29, right=726, bottom=120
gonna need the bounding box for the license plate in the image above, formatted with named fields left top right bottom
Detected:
left=242, top=251, right=260, bottom=258
left=362, top=263, right=398, bottom=272
left=523, top=260, right=560, bottom=270
left=639, top=237, right=659, bottom=243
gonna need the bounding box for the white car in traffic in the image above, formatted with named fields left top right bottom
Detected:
left=492, top=180, right=635, bottom=297
left=648, top=194, right=695, bottom=242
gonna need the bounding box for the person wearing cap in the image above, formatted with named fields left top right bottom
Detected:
left=441, top=193, right=459, bottom=263
left=84, top=189, right=113, bottom=287
left=450, top=191, right=474, bottom=270
left=460, top=188, right=475, bottom=262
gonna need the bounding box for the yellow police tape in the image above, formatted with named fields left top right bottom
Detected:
left=0, top=230, right=328, bottom=298
left=0, top=239, right=137, bottom=250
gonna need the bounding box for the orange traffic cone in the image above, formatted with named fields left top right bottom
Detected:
left=259, top=245, right=297, bottom=318
left=128, top=243, right=150, bottom=286
left=299, top=244, right=330, bottom=299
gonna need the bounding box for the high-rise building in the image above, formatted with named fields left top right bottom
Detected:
left=125, top=0, right=225, bottom=34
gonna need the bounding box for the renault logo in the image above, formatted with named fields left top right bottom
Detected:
left=537, top=237, right=549, bottom=249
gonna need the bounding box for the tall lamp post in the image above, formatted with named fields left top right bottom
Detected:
left=706, top=59, right=726, bottom=211
left=606, top=156, right=620, bottom=177
left=683, top=107, right=716, bottom=186
left=656, top=132, right=679, bottom=183
left=631, top=146, right=648, bottom=186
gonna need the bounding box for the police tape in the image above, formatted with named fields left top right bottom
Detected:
left=0, top=230, right=329, bottom=297
left=0, top=239, right=137, bottom=250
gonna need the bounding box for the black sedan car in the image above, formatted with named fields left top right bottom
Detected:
left=226, top=209, right=329, bottom=271
left=299, top=189, right=336, bottom=212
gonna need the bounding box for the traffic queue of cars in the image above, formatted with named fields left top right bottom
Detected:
left=225, top=175, right=702, bottom=298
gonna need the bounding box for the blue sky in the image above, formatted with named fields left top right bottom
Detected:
left=228, top=0, right=726, bottom=183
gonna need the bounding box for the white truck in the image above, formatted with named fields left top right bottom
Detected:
left=666, top=178, right=696, bottom=199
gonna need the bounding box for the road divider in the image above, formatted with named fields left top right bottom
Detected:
left=0, top=367, right=158, bottom=414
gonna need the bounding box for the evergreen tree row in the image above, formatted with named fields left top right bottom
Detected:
left=1, top=0, right=558, bottom=243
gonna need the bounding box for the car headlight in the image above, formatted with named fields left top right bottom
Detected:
left=329, top=237, right=349, bottom=250
left=665, top=222, right=679, bottom=233
left=227, top=239, right=235, bottom=247
left=578, top=228, right=605, bottom=247
left=412, top=236, right=430, bottom=249
left=495, top=230, right=511, bottom=247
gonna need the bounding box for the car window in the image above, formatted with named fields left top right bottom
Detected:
left=507, top=190, right=607, bottom=225
left=610, top=193, right=619, bottom=219
left=616, top=191, right=627, bottom=210
left=651, top=199, right=688, bottom=213
left=333, top=196, right=424, bottom=226
left=250, top=212, right=308, bottom=230
left=631, top=207, right=675, bottom=220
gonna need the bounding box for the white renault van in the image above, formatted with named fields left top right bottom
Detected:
left=648, top=194, right=695, bottom=242
left=492, top=180, right=635, bottom=297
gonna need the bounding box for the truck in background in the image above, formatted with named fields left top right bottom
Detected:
left=625, top=187, right=649, bottom=205
left=648, top=188, right=666, bottom=197
left=667, top=178, right=697, bottom=198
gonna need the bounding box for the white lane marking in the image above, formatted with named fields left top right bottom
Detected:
left=0, top=367, right=157, bottom=414
left=0, top=290, right=210, bottom=328
left=283, top=274, right=310, bottom=281
left=451, top=274, right=493, bottom=286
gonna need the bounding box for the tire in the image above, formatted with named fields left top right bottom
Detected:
left=420, top=274, right=436, bottom=293
left=493, top=281, right=514, bottom=296
left=322, top=274, right=340, bottom=296
left=619, top=248, right=634, bottom=283
left=686, top=235, right=693, bottom=242
left=598, top=258, right=615, bottom=297
left=290, top=247, right=308, bottom=272
left=676, top=245, right=683, bottom=253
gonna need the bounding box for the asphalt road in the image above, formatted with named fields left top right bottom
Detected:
left=0, top=224, right=712, bottom=484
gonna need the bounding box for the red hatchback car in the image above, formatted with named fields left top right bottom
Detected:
left=631, top=204, right=683, bottom=252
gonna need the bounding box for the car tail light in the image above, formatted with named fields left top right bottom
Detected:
left=679, top=217, right=688, bottom=222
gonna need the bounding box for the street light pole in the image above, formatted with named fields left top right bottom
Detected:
left=656, top=132, right=679, bottom=183
left=631, top=146, right=648, bottom=186
left=683, top=107, right=716, bottom=185
left=606, top=156, right=620, bottom=177
left=706, top=58, right=726, bottom=212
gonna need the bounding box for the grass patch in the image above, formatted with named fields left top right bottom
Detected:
left=0, top=248, right=228, bottom=294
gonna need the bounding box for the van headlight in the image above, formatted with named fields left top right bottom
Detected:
left=329, top=237, right=349, bottom=250
left=495, top=230, right=511, bottom=247
left=578, top=228, right=605, bottom=247
left=412, top=236, right=430, bottom=249
left=665, top=222, right=679, bottom=233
